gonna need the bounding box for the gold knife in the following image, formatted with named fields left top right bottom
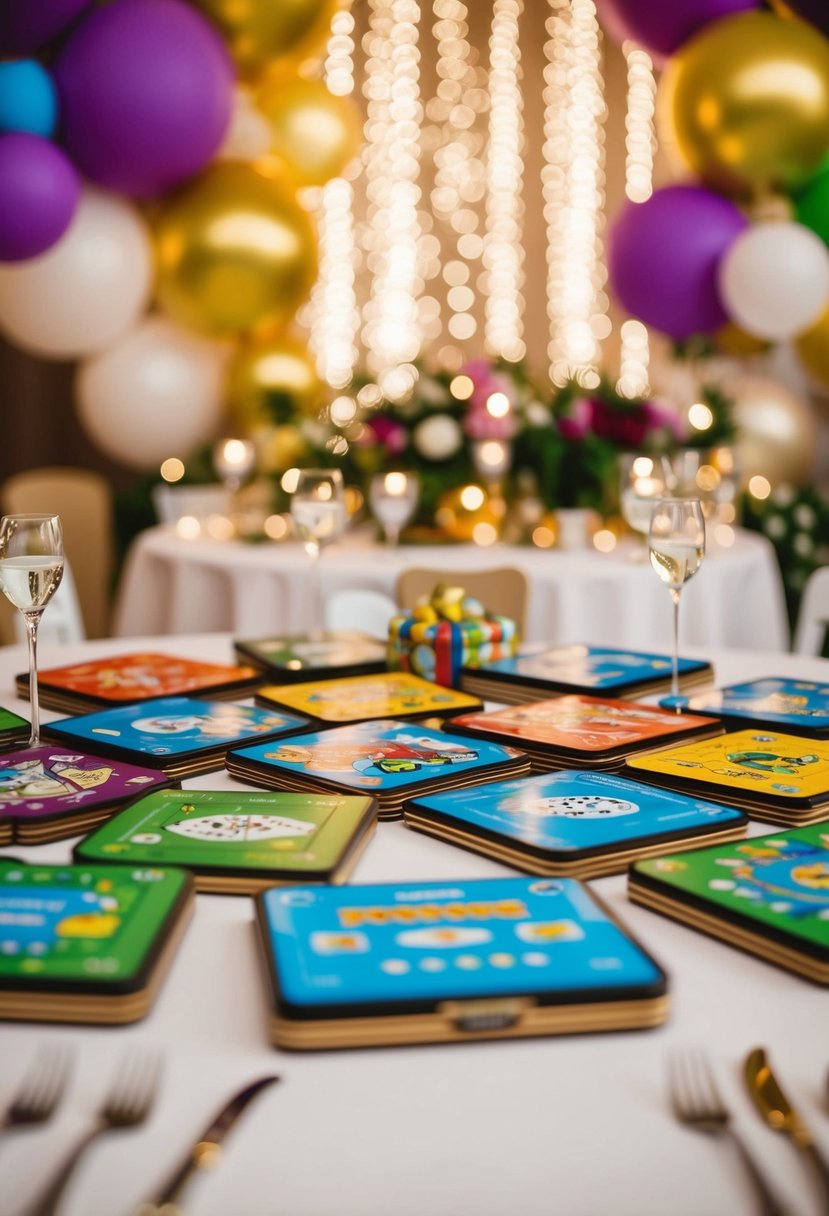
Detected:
left=745, top=1047, right=829, bottom=1215
left=136, top=1074, right=280, bottom=1216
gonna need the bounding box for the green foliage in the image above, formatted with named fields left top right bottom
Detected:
left=741, top=484, right=829, bottom=644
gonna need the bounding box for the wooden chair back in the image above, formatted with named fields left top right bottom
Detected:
left=2, top=466, right=114, bottom=638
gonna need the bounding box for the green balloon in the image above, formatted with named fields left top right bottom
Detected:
left=795, top=157, right=829, bottom=247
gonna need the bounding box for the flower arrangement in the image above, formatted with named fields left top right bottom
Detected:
left=261, top=356, right=736, bottom=535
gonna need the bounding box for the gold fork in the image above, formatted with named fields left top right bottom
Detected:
left=668, top=1048, right=790, bottom=1216
left=22, top=1049, right=161, bottom=1216
left=1, top=1045, right=72, bottom=1134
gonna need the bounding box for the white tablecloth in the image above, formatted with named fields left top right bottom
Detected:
left=0, top=633, right=827, bottom=1216
left=112, top=526, right=790, bottom=651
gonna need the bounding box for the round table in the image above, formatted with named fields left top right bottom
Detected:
left=112, top=525, right=790, bottom=652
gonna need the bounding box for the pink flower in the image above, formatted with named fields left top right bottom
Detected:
left=464, top=400, right=518, bottom=440
left=360, top=416, right=408, bottom=455
left=643, top=397, right=687, bottom=443
left=557, top=396, right=593, bottom=440
left=461, top=359, right=517, bottom=412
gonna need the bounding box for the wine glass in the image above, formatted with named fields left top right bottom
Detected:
left=369, top=471, right=419, bottom=545
left=0, top=514, right=64, bottom=746
left=648, top=497, right=706, bottom=708
left=618, top=453, right=672, bottom=559
left=290, top=469, right=347, bottom=631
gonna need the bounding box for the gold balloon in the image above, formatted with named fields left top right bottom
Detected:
left=795, top=304, right=829, bottom=389
left=228, top=336, right=325, bottom=431
left=434, top=486, right=500, bottom=542
left=714, top=322, right=770, bottom=357
left=193, top=0, right=341, bottom=78
left=257, top=78, right=362, bottom=188
left=154, top=162, right=318, bottom=337
left=659, top=11, right=829, bottom=197
left=730, top=373, right=817, bottom=486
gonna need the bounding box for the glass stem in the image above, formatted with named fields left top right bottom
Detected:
left=670, top=588, right=681, bottom=709
left=24, top=610, right=41, bottom=747
left=307, top=549, right=323, bottom=637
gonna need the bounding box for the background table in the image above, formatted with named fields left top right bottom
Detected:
left=0, top=633, right=827, bottom=1216
left=112, top=525, right=790, bottom=651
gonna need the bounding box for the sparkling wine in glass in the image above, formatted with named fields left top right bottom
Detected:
left=290, top=469, right=347, bottom=630
left=369, top=471, right=419, bottom=545
left=0, top=514, right=64, bottom=746
left=648, top=497, right=705, bottom=708
left=619, top=453, right=672, bottom=559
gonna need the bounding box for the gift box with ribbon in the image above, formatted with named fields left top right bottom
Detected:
left=388, top=583, right=518, bottom=688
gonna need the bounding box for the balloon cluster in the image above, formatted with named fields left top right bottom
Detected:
left=601, top=0, right=829, bottom=391
left=0, top=0, right=360, bottom=469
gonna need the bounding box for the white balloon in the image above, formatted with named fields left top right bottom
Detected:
left=0, top=185, right=153, bottom=359
left=217, top=87, right=273, bottom=162
left=75, top=317, right=229, bottom=471
left=718, top=221, right=829, bottom=341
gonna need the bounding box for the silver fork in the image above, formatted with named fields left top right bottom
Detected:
left=1, top=1045, right=72, bottom=1134
left=21, top=1049, right=161, bottom=1216
left=668, top=1048, right=790, bottom=1216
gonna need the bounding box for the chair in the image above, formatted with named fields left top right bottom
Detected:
left=793, top=566, right=829, bottom=654
left=2, top=466, right=115, bottom=638
left=394, top=566, right=529, bottom=634
left=323, top=588, right=398, bottom=639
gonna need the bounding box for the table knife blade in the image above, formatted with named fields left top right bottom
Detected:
left=141, top=1074, right=280, bottom=1214
left=745, top=1047, right=829, bottom=1214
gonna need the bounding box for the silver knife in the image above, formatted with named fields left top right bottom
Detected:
left=745, top=1047, right=829, bottom=1215
left=137, top=1075, right=280, bottom=1215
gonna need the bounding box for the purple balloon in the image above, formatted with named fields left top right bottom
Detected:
left=608, top=185, right=748, bottom=340
left=0, top=132, right=80, bottom=261
left=0, top=0, right=92, bottom=56
left=596, top=0, right=759, bottom=59
left=54, top=0, right=234, bottom=199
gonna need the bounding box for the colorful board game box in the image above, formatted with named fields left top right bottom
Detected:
left=448, top=695, right=722, bottom=770
left=0, top=745, right=175, bottom=845
left=625, top=729, right=829, bottom=826
left=16, top=652, right=262, bottom=712
left=44, top=696, right=311, bottom=778
left=234, top=631, right=387, bottom=681
left=460, top=644, right=712, bottom=705
left=628, top=823, right=829, bottom=984
left=0, top=859, right=194, bottom=1022
left=227, top=719, right=530, bottom=819
left=255, top=671, right=482, bottom=726
left=662, top=677, right=829, bottom=738
left=403, top=770, right=747, bottom=879
left=75, top=788, right=378, bottom=894
left=256, top=875, right=668, bottom=1049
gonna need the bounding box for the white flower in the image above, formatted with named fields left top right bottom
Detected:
left=413, top=414, right=463, bottom=460
left=794, top=504, right=816, bottom=529
left=772, top=484, right=796, bottom=507
left=763, top=516, right=786, bottom=540
left=525, top=401, right=553, bottom=427
left=418, top=377, right=450, bottom=406
left=793, top=532, right=814, bottom=557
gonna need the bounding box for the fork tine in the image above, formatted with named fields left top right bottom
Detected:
left=696, top=1047, right=722, bottom=1112
left=106, top=1048, right=161, bottom=1123
left=5, top=1044, right=71, bottom=1126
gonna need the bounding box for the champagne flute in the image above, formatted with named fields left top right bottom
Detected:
left=0, top=514, right=64, bottom=746
left=648, top=497, right=705, bottom=708
left=290, top=469, right=347, bottom=631
left=618, top=453, right=672, bottom=559
left=369, top=471, right=419, bottom=545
